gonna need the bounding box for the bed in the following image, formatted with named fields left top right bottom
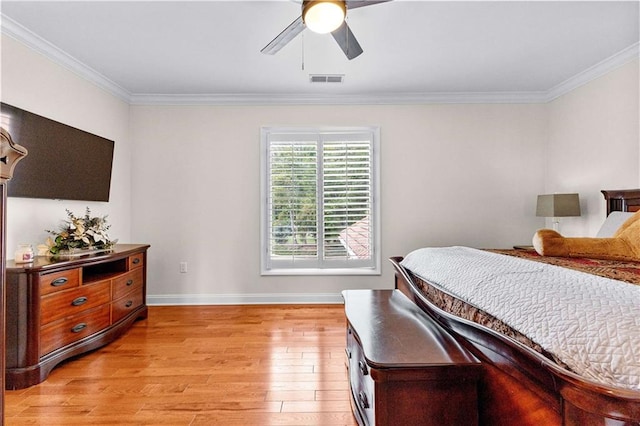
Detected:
left=389, top=189, right=640, bottom=425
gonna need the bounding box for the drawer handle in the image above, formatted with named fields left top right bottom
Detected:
left=345, top=348, right=352, bottom=359
left=132, top=258, right=141, bottom=265
left=71, top=296, right=88, bottom=306
left=125, top=300, right=133, bottom=308
left=51, top=277, right=68, bottom=287
left=126, top=279, right=134, bottom=286
left=358, top=360, right=368, bottom=376
left=358, top=391, right=369, bottom=409
left=71, top=323, right=87, bottom=333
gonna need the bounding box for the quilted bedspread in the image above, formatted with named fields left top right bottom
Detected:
left=401, top=246, right=640, bottom=391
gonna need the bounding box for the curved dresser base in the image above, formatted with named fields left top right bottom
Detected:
left=6, top=307, right=147, bottom=390
left=5, top=244, right=149, bottom=390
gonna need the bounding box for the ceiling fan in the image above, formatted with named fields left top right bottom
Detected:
left=261, top=0, right=391, bottom=60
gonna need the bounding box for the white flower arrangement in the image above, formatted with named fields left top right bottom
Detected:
left=46, top=207, right=116, bottom=255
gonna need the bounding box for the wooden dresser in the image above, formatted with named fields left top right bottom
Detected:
left=5, top=244, right=149, bottom=389
left=343, top=289, right=481, bottom=426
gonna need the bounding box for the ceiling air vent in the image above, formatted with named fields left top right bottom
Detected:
left=309, top=74, right=344, bottom=84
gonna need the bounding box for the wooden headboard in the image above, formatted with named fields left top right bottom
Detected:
left=601, top=189, right=640, bottom=215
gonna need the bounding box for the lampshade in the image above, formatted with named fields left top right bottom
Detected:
left=302, top=0, right=346, bottom=34
left=536, top=193, right=581, bottom=217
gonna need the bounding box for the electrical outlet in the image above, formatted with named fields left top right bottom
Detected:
left=179, top=262, right=188, bottom=273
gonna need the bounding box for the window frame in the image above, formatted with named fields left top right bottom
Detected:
left=260, top=126, right=381, bottom=276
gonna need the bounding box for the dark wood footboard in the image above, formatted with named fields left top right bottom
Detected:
left=389, top=256, right=640, bottom=426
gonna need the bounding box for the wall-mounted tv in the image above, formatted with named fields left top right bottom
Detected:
left=0, top=102, right=114, bottom=202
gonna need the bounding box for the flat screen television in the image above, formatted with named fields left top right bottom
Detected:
left=0, top=102, right=114, bottom=202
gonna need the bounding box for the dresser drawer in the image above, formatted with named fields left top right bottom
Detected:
left=128, top=253, right=144, bottom=270
left=347, top=327, right=375, bottom=426
left=39, top=268, right=81, bottom=296
left=112, top=288, right=144, bottom=324
left=113, top=268, right=143, bottom=300
left=40, top=304, right=111, bottom=356
left=40, top=280, right=111, bottom=325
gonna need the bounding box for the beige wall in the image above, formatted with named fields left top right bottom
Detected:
left=546, top=59, right=640, bottom=237
left=1, top=35, right=133, bottom=255
left=2, top=34, right=638, bottom=303
left=130, top=103, right=546, bottom=303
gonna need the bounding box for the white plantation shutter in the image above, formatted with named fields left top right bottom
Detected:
left=269, top=138, right=318, bottom=266
left=322, top=139, right=372, bottom=266
left=261, top=127, right=380, bottom=275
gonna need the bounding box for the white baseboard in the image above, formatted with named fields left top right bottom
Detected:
left=146, top=293, right=344, bottom=306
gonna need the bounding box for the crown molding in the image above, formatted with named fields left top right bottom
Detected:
left=546, top=42, right=640, bottom=102
left=2, top=13, right=638, bottom=106
left=128, top=91, right=549, bottom=106
left=1, top=15, right=132, bottom=103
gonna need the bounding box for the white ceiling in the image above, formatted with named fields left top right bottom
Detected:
left=1, top=1, right=639, bottom=103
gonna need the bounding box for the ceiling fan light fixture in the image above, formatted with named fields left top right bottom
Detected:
left=302, top=0, right=346, bottom=34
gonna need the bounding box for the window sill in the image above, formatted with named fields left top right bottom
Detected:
left=261, top=267, right=381, bottom=276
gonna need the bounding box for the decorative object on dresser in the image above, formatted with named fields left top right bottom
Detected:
left=45, top=207, right=116, bottom=256
left=342, top=289, right=481, bottom=426
left=5, top=244, right=149, bottom=389
left=1, top=127, right=29, bottom=422
left=13, top=243, right=34, bottom=264
left=536, top=192, right=581, bottom=232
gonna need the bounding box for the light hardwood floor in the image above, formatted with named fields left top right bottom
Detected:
left=5, top=305, right=358, bottom=425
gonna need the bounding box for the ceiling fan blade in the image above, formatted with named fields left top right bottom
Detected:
left=331, top=21, right=363, bottom=60
left=345, top=0, right=391, bottom=10
left=261, top=16, right=305, bottom=55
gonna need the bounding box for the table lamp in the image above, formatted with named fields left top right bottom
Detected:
left=536, top=193, right=581, bottom=232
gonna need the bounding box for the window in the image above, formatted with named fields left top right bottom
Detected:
left=261, top=127, right=380, bottom=275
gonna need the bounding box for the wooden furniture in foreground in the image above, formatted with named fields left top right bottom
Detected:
left=343, top=289, right=481, bottom=426
left=389, top=189, right=640, bottom=425
left=5, top=244, right=149, bottom=389
left=391, top=257, right=640, bottom=425
left=1, top=127, right=28, bottom=423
